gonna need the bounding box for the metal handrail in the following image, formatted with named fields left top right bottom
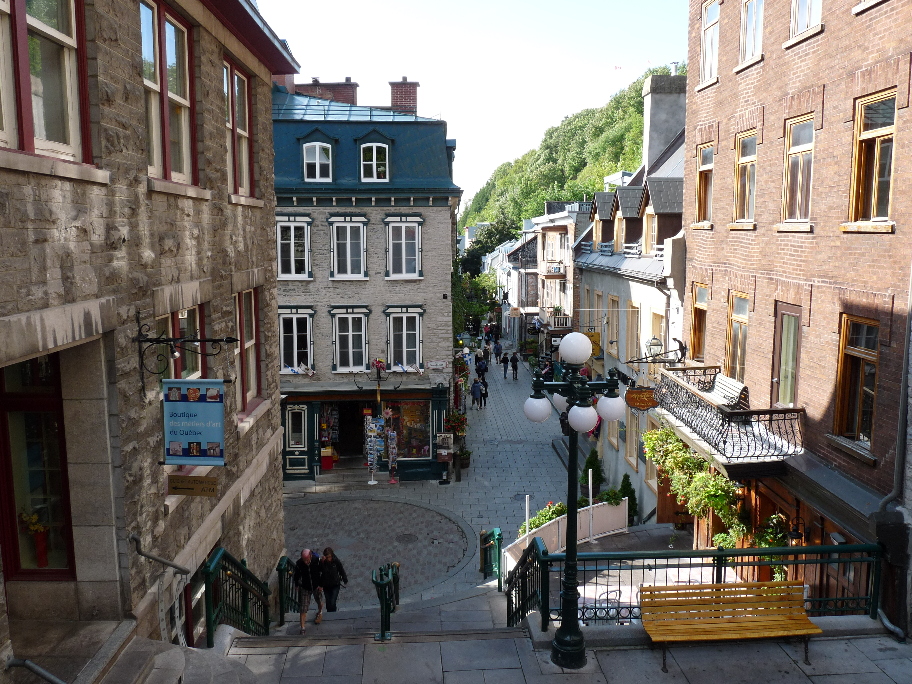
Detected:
left=276, top=556, right=301, bottom=626
left=480, top=528, right=503, bottom=591
left=5, top=658, right=67, bottom=684
left=202, top=547, right=270, bottom=647
left=129, top=533, right=190, bottom=575
left=371, top=563, right=400, bottom=641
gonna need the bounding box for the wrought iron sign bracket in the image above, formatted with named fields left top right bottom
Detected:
left=624, top=337, right=688, bottom=366
left=133, top=311, right=238, bottom=391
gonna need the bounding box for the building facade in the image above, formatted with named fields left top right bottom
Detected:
left=0, top=0, right=298, bottom=664
left=271, top=82, right=461, bottom=482
left=674, top=0, right=911, bottom=628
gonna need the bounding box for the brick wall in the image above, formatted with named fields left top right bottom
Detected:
left=681, top=0, right=912, bottom=494
left=390, top=79, right=420, bottom=115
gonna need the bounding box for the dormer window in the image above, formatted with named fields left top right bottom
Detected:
left=361, top=143, right=388, bottom=182
left=303, top=142, right=331, bottom=181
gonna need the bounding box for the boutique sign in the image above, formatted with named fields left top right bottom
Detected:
left=163, top=379, right=225, bottom=466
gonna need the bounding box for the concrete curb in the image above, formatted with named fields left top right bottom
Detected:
left=72, top=619, right=136, bottom=684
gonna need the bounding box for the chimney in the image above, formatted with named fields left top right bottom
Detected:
left=641, top=74, right=686, bottom=172
left=291, top=77, right=359, bottom=104
left=390, top=76, right=419, bottom=115
left=273, top=73, right=296, bottom=91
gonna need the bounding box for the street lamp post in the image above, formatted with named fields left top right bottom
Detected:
left=522, top=332, right=626, bottom=669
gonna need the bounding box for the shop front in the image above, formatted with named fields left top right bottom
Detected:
left=281, top=386, right=448, bottom=481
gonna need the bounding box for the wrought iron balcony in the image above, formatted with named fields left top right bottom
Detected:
left=654, top=367, right=804, bottom=465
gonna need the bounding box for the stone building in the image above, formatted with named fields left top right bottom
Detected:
left=271, top=79, right=461, bottom=482
left=0, top=0, right=297, bottom=668
left=670, top=0, right=911, bottom=629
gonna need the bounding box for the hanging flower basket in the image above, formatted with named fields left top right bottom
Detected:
left=444, top=412, right=468, bottom=436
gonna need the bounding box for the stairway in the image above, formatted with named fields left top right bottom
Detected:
left=97, top=637, right=254, bottom=684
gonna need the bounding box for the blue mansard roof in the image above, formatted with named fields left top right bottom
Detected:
left=272, top=86, right=461, bottom=197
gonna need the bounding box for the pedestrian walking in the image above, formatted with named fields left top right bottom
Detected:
left=293, top=549, right=323, bottom=633
left=510, top=352, right=519, bottom=380
left=470, top=378, right=482, bottom=409
left=475, top=357, right=488, bottom=381
left=493, top=341, right=502, bottom=359
left=500, top=353, right=509, bottom=379
left=482, top=344, right=491, bottom=362
left=493, top=324, right=500, bottom=344
left=319, top=547, right=348, bottom=613
left=480, top=379, right=489, bottom=408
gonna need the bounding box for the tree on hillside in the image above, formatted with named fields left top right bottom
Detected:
left=459, top=210, right=520, bottom=277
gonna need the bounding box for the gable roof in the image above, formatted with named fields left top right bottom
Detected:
left=643, top=177, right=684, bottom=215
left=590, top=191, right=616, bottom=221
left=616, top=185, right=645, bottom=218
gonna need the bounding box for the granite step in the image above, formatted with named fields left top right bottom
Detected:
left=97, top=637, right=254, bottom=684
left=232, top=626, right=526, bottom=650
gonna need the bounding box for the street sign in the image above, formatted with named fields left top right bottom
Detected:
left=509, top=307, right=522, bottom=318
left=437, top=433, right=454, bottom=449
left=625, top=387, right=659, bottom=411
left=583, top=330, right=601, bottom=346
left=427, top=360, right=448, bottom=370
left=167, top=475, right=218, bottom=497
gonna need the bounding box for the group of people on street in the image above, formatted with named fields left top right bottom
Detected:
left=470, top=348, right=521, bottom=409
left=292, top=547, right=349, bottom=634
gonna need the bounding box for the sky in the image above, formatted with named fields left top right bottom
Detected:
left=256, top=0, right=689, bottom=214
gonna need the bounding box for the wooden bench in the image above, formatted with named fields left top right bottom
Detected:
left=703, top=374, right=750, bottom=409
left=640, top=581, right=822, bottom=673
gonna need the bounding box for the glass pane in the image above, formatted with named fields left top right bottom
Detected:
left=245, top=345, right=256, bottom=395
left=169, top=102, right=186, bottom=175
left=392, top=237, right=402, bottom=273
left=319, top=146, right=331, bottom=163
left=27, top=0, right=71, bottom=35
left=739, top=134, right=756, bottom=159
left=875, top=137, right=893, bottom=219
left=236, top=132, right=249, bottom=189
left=243, top=291, right=254, bottom=342
left=336, top=226, right=348, bottom=274
left=863, top=98, right=895, bottom=131
left=293, top=229, right=306, bottom=274
left=304, top=145, right=316, bottom=162
left=861, top=139, right=877, bottom=219
left=362, top=145, right=373, bottom=162
left=848, top=321, right=878, bottom=350
left=234, top=75, right=247, bottom=132
left=705, top=0, right=719, bottom=24
left=790, top=121, right=813, bottom=148
left=786, top=154, right=800, bottom=220
left=799, top=150, right=813, bottom=220
left=796, top=0, right=810, bottom=32
left=178, top=308, right=199, bottom=378
left=778, top=314, right=799, bottom=406
left=144, top=90, right=159, bottom=168
left=279, top=228, right=291, bottom=274
left=737, top=164, right=748, bottom=219
left=28, top=32, right=69, bottom=144
left=288, top=411, right=304, bottom=447
left=376, top=146, right=387, bottom=179
left=700, top=146, right=713, bottom=167
left=223, top=66, right=230, bottom=124
left=140, top=2, right=157, bottom=83
left=9, top=410, right=69, bottom=570
left=282, top=317, right=294, bottom=368
left=859, top=360, right=876, bottom=442
left=747, top=162, right=756, bottom=219
left=699, top=169, right=712, bottom=221
left=165, top=20, right=186, bottom=98
left=4, top=356, right=57, bottom=394
left=296, top=318, right=308, bottom=366
left=350, top=226, right=361, bottom=273
left=695, top=285, right=708, bottom=306
left=732, top=295, right=749, bottom=318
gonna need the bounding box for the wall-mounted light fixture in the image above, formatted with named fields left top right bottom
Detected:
left=788, top=517, right=806, bottom=546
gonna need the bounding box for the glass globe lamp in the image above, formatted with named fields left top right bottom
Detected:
left=595, top=393, right=626, bottom=422
left=523, top=396, right=552, bottom=423
left=567, top=404, right=598, bottom=432
left=552, top=392, right=569, bottom=412
left=558, top=332, right=592, bottom=365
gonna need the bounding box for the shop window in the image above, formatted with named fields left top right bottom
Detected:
left=740, top=0, right=764, bottom=63
left=696, top=144, right=714, bottom=222
left=286, top=407, right=306, bottom=449
left=784, top=118, right=814, bottom=221
left=726, top=292, right=749, bottom=382
left=361, top=143, right=388, bottom=182
left=388, top=313, right=421, bottom=369
left=386, top=220, right=421, bottom=277
left=277, top=218, right=311, bottom=278
left=835, top=315, right=878, bottom=446
left=142, top=1, right=193, bottom=182
left=383, top=400, right=431, bottom=459
left=0, top=354, right=75, bottom=578
left=333, top=314, right=367, bottom=371
left=235, top=289, right=261, bottom=411
left=791, top=0, right=822, bottom=36
left=224, top=62, right=251, bottom=196
left=330, top=222, right=366, bottom=278
left=154, top=305, right=206, bottom=379
left=735, top=132, right=757, bottom=222
left=701, top=0, right=720, bottom=83
left=851, top=91, right=895, bottom=221
left=691, top=283, right=709, bottom=362
left=280, top=312, right=312, bottom=373
left=607, top=295, right=619, bottom=358
left=303, top=142, right=331, bottom=181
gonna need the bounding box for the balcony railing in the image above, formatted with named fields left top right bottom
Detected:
left=655, top=367, right=804, bottom=462
left=550, top=315, right=571, bottom=328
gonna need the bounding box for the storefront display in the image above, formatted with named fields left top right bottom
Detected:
left=382, top=400, right=431, bottom=459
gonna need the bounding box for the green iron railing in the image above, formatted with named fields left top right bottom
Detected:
left=203, top=547, right=271, bottom=647
left=276, top=555, right=301, bottom=626
left=372, top=562, right=400, bottom=642
left=505, top=539, right=883, bottom=630
left=480, top=528, right=503, bottom=591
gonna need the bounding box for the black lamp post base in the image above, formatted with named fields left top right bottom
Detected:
left=551, top=632, right=587, bottom=669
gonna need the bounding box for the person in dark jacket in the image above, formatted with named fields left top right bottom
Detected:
left=292, top=549, right=323, bottom=632
left=320, top=547, right=348, bottom=612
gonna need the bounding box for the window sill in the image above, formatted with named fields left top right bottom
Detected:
left=148, top=177, right=212, bottom=200
left=280, top=369, right=314, bottom=375
left=385, top=275, right=423, bottom=281
left=332, top=369, right=368, bottom=374
left=733, top=54, right=764, bottom=73
left=230, top=194, right=265, bottom=208
left=329, top=276, right=369, bottom=281
left=840, top=220, right=895, bottom=233
left=775, top=221, right=813, bottom=232
left=237, top=396, right=271, bottom=438
left=695, top=77, right=719, bottom=92
left=690, top=221, right=714, bottom=231
left=278, top=275, right=314, bottom=281
left=852, top=0, right=889, bottom=14
left=0, top=147, right=110, bottom=184
left=727, top=221, right=757, bottom=231
left=163, top=465, right=215, bottom=515
left=783, top=23, right=824, bottom=50
left=825, top=433, right=878, bottom=466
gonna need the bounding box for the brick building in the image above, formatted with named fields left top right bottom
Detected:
left=0, top=0, right=297, bottom=667
left=271, top=80, right=461, bottom=482
left=667, top=0, right=912, bottom=628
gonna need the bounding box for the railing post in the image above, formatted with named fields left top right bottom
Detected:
left=479, top=530, right=486, bottom=573
left=392, top=562, right=400, bottom=608
left=870, top=546, right=883, bottom=619
left=713, top=546, right=725, bottom=584
left=538, top=554, right=549, bottom=632
left=277, top=558, right=287, bottom=627
left=241, top=559, right=251, bottom=634
left=495, top=529, right=503, bottom=592
left=203, top=565, right=215, bottom=649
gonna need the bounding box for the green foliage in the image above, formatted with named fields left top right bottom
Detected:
left=451, top=268, right=500, bottom=337
left=619, top=473, right=638, bottom=521
left=754, top=513, right=790, bottom=548
left=578, top=496, right=590, bottom=508
left=597, top=489, right=623, bottom=506
left=518, top=501, right=567, bottom=538
left=579, top=449, right=606, bottom=489
left=458, top=64, right=686, bottom=230
left=460, top=211, right=521, bottom=276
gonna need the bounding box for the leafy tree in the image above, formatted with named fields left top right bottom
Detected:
left=460, top=210, right=520, bottom=276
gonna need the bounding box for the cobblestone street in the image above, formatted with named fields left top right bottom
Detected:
left=284, top=356, right=571, bottom=607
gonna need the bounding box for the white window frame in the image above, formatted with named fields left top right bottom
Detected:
left=285, top=405, right=307, bottom=450
left=387, top=310, right=423, bottom=370
left=235, top=289, right=260, bottom=410
left=740, top=0, right=764, bottom=63
left=303, top=142, right=332, bottom=181
left=332, top=313, right=368, bottom=372
left=329, top=216, right=368, bottom=279
left=229, top=68, right=250, bottom=196
left=701, top=0, right=721, bottom=83
left=280, top=309, right=313, bottom=374
left=791, top=0, right=822, bottom=37
left=361, top=143, right=389, bottom=182
left=164, top=13, right=191, bottom=183
left=385, top=217, right=422, bottom=278
left=276, top=216, right=312, bottom=279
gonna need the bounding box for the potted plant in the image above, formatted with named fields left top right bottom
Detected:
left=458, top=446, right=472, bottom=469
left=579, top=449, right=606, bottom=496
left=551, top=305, right=563, bottom=315
left=619, top=474, right=638, bottom=525
left=20, top=511, right=49, bottom=568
